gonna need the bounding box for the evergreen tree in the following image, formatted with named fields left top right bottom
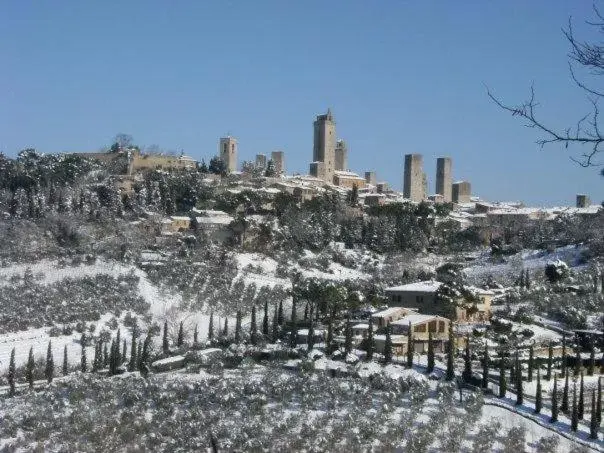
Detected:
left=597, top=377, right=602, bottom=424
left=193, top=324, right=199, bottom=346
left=510, top=360, right=516, bottom=385
left=535, top=369, right=542, bottom=413
left=109, top=340, right=117, bottom=376
left=588, top=342, right=595, bottom=376
left=578, top=371, right=585, bottom=420
left=463, top=336, right=472, bottom=382
left=307, top=308, right=315, bottom=351
left=561, top=335, right=567, bottom=376
left=81, top=336, right=88, bottom=372
left=551, top=375, right=559, bottom=422
left=128, top=337, right=137, bottom=372
left=289, top=314, right=298, bottom=348
left=423, top=330, right=434, bottom=373
left=561, top=368, right=570, bottom=413
left=406, top=322, right=414, bottom=368
left=140, top=335, right=151, bottom=368
left=499, top=353, right=507, bottom=398
left=344, top=319, right=353, bottom=355
left=177, top=321, right=184, bottom=347
left=199, top=159, right=208, bottom=173
left=45, top=340, right=54, bottom=383
left=384, top=325, right=393, bottom=364
left=235, top=311, right=242, bottom=344
left=571, top=382, right=578, bottom=431
left=519, top=269, right=525, bottom=288
left=366, top=317, right=375, bottom=362
left=528, top=344, right=534, bottom=382
left=122, top=340, right=127, bottom=366
left=250, top=306, right=258, bottom=345
left=546, top=341, right=553, bottom=380
left=92, top=341, right=99, bottom=372
left=446, top=322, right=455, bottom=381
left=277, top=300, right=284, bottom=326
left=514, top=349, right=521, bottom=387
left=590, top=390, right=599, bottom=440
left=8, top=348, right=15, bottom=396
left=481, top=342, right=489, bottom=388
left=525, top=269, right=531, bottom=289
left=208, top=312, right=214, bottom=342
left=116, top=329, right=121, bottom=364
left=103, top=342, right=109, bottom=368
left=271, top=307, right=279, bottom=343
left=262, top=300, right=269, bottom=336
left=26, top=347, right=35, bottom=389
left=223, top=317, right=229, bottom=337
left=516, top=369, right=524, bottom=405
left=162, top=321, right=169, bottom=354
left=574, top=348, right=581, bottom=377
left=136, top=342, right=143, bottom=371
left=304, top=303, right=309, bottom=321
left=62, top=345, right=68, bottom=375
left=291, top=296, right=297, bottom=323
left=326, top=318, right=334, bottom=355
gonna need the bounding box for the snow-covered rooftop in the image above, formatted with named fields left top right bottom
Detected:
left=385, top=280, right=442, bottom=293
left=371, top=307, right=406, bottom=318
left=391, top=314, right=441, bottom=326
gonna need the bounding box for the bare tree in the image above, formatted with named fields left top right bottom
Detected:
left=488, top=5, right=604, bottom=173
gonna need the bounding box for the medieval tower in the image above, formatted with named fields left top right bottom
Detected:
left=310, top=109, right=336, bottom=182
left=219, top=136, right=238, bottom=173
left=403, top=153, right=425, bottom=202
left=436, top=157, right=452, bottom=202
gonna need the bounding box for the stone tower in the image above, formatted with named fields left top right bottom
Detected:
left=271, top=151, right=285, bottom=175
left=255, top=154, right=267, bottom=170
left=452, top=181, right=471, bottom=203
left=335, top=140, right=348, bottom=171
left=576, top=194, right=590, bottom=208
left=403, top=154, right=425, bottom=202
left=436, top=157, right=452, bottom=202
left=312, top=109, right=336, bottom=183
left=219, top=136, right=238, bottom=173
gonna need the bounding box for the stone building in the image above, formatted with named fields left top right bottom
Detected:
left=271, top=151, right=285, bottom=175
left=452, top=181, right=471, bottom=203
left=255, top=154, right=267, bottom=170
left=333, top=170, right=366, bottom=189
left=576, top=194, right=591, bottom=208
left=310, top=109, right=337, bottom=183
left=436, top=157, right=452, bottom=202
left=219, top=136, right=238, bottom=173
left=365, top=171, right=376, bottom=186
left=403, top=153, right=425, bottom=202
left=334, top=140, right=348, bottom=171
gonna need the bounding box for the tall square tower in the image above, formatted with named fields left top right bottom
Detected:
left=219, top=136, right=238, bottom=173
left=436, top=157, right=452, bottom=202
left=313, top=109, right=336, bottom=183
left=271, top=151, right=285, bottom=175
left=403, top=154, right=425, bottom=202
left=334, top=140, right=348, bottom=171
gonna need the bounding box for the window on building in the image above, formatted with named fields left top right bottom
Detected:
left=223, top=144, right=228, bottom=154
left=438, top=321, right=445, bottom=333
left=231, top=144, right=235, bottom=151
left=428, top=321, right=437, bottom=332
left=414, top=324, right=426, bottom=333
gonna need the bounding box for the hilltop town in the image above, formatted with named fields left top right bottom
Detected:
left=0, top=109, right=602, bottom=451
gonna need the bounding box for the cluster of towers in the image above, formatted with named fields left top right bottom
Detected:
left=219, top=136, right=285, bottom=175
left=403, top=154, right=471, bottom=203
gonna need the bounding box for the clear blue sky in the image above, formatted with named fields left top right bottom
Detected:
left=1, top=1, right=602, bottom=206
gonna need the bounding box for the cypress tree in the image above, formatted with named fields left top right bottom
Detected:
left=45, top=341, right=54, bottom=383
left=534, top=369, right=542, bottom=413
left=366, top=317, right=375, bottom=361
left=571, top=382, right=578, bottom=431
left=574, top=348, right=581, bottom=377
left=546, top=341, right=553, bottom=380
left=177, top=321, right=184, bottom=347
left=162, top=321, right=169, bottom=354
left=528, top=344, right=534, bottom=382
left=561, top=368, right=569, bottom=413
left=597, top=378, right=602, bottom=424
left=103, top=342, right=109, bottom=368
left=277, top=300, right=284, bottom=326
left=208, top=313, right=215, bottom=342
left=289, top=313, right=298, bottom=348
left=561, top=335, right=567, bottom=376
left=589, top=390, right=599, bottom=440
left=250, top=306, right=258, bottom=345
left=510, top=360, right=515, bottom=386
left=8, top=348, right=15, bottom=396
left=141, top=335, right=150, bottom=367
left=588, top=343, right=595, bottom=376
left=116, top=329, right=121, bottom=364
left=262, top=300, right=269, bottom=336
left=62, top=345, right=68, bottom=375
left=92, top=341, right=99, bottom=372
left=406, top=322, right=414, bottom=368
left=516, top=369, right=524, bottom=405
left=384, top=325, right=393, bottom=364
left=108, top=340, right=115, bottom=375
left=122, top=340, right=127, bottom=366
left=304, top=303, right=308, bottom=321
left=525, top=269, right=531, bottom=289
left=193, top=324, right=199, bottom=346
left=578, top=372, right=585, bottom=420
left=136, top=342, right=143, bottom=371
left=519, top=269, right=525, bottom=288
left=128, top=337, right=137, bottom=372
left=344, top=318, right=353, bottom=355
left=291, top=297, right=297, bottom=323
left=514, top=349, right=521, bottom=386
left=223, top=317, right=229, bottom=338
left=427, top=330, right=434, bottom=373
left=326, top=318, right=334, bottom=355
left=499, top=353, right=507, bottom=398
left=463, top=336, right=472, bottom=383
left=81, top=336, right=88, bottom=372
left=550, top=375, right=559, bottom=422
left=26, top=347, right=35, bottom=389
left=271, top=307, right=279, bottom=343
left=446, top=322, right=455, bottom=381
left=481, top=342, right=489, bottom=389
left=235, top=311, right=242, bottom=344
left=307, top=307, right=315, bottom=351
